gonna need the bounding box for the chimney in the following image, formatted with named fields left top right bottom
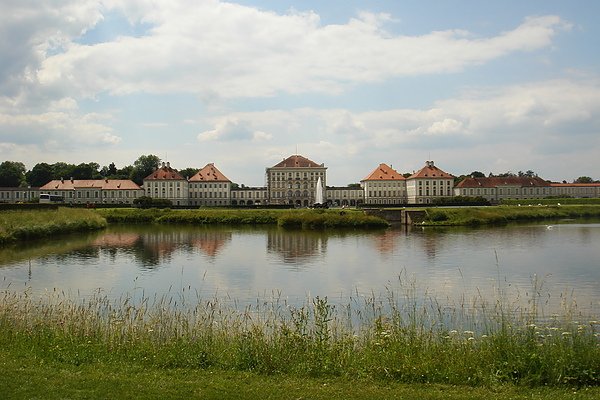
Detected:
left=70, top=177, right=74, bottom=183
left=167, top=161, right=170, bottom=169
left=161, top=162, right=165, bottom=168
left=60, top=177, right=64, bottom=183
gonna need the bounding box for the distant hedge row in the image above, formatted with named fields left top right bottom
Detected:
left=96, top=208, right=389, bottom=229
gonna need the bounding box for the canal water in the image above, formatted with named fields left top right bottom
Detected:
left=1, top=221, right=599, bottom=316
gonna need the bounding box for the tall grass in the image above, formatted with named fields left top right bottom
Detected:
left=502, top=198, right=600, bottom=206
left=424, top=205, right=600, bottom=226
left=1, top=281, right=597, bottom=387
left=96, top=208, right=389, bottom=229
left=0, top=208, right=106, bottom=245
left=277, top=209, right=389, bottom=229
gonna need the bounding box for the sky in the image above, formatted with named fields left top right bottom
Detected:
left=1, top=0, right=599, bottom=186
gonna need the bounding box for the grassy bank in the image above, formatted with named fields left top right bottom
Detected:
left=1, top=288, right=598, bottom=390
left=502, top=198, right=600, bottom=206
left=0, top=207, right=106, bottom=245
left=2, top=358, right=599, bottom=400
left=96, top=208, right=389, bottom=229
left=424, top=205, right=600, bottom=226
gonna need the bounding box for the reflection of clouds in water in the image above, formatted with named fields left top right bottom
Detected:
left=0, top=224, right=598, bottom=316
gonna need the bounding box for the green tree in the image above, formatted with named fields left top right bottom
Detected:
left=72, top=163, right=101, bottom=179
left=101, top=162, right=118, bottom=177
left=107, top=162, right=118, bottom=176
left=497, top=171, right=516, bottom=177
left=130, top=155, right=161, bottom=185
left=0, top=161, right=26, bottom=187
left=574, top=176, right=594, bottom=184
left=116, top=165, right=134, bottom=180
left=51, top=162, right=76, bottom=180
left=26, top=163, right=54, bottom=187
left=179, top=167, right=199, bottom=179
left=469, top=171, right=485, bottom=178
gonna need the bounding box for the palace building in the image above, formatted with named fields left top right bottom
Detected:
left=143, top=162, right=189, bottom=206
left=361, top=163, right=407, bottom=205
left=4, top=155, right=600, bottom=206
left=454, top=176, right=552, bottom=202
left=406, top=161, right=455, bottom=204
left=265, top=155, right=327, bottom=207
left=188, top=163, right=232, bottom=206
left=39, top=178, right=143, bottom=204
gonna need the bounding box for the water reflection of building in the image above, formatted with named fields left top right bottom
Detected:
left=190, top=230, right=232, bottom=257
left=92, top=232, right=141, bottom=248
left=136, top=231, right=195, bottom=267
left=414, top=228, right=442, bottom=260
left=370, top=229, right=402, bottom=254
left=90, top=229, right=233, bottom=267
left=267, top=229, right=328, bottom=264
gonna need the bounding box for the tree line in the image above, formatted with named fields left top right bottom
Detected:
left=453, top=170, right=598, bottom=185
left=0, top=155, right=201, bottom=188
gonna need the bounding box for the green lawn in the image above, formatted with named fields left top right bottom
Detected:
left=423, top=205, right=600, bottom=225
left=0, top=207, right=106, bottom=245
left=2, top=355, right=598, bottom=400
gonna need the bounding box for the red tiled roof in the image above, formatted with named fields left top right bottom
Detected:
left=361, top=163, right=405, bottom=181
left=40, top=179, right=141, bottom=190
left=455, top=176, right=551, bottom=188
left=550, top=182, right=600, bottom=187
left=189, top=163, right=231, bottom=182
left=144, top=162, right=185, bottom=181
left=408, top=161, right=454, bottom=179
left=271, top=155, right=323, bottom=168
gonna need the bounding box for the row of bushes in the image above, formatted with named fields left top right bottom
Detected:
left=432, top=195, right=491, bottom=206
left=96, top=208, right=389, bottom=229
left=501, top=197, right=600, bottom=205
left=278, top=210, right=390, bottom=229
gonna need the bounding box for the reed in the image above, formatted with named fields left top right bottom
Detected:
left=1, top=281, right=597, bottom=387
left=502, top=198, right=600, bottom=206
left=96, top=208, right=389, bottom=229
left=423, top=205, right=600, bottom=226
left=0, top=208, right=106, bottom=245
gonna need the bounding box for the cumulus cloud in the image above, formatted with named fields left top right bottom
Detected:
left=427, top=118, right=464, bottom=135
left=27, top=2, right=569, bottom=99
left=194, top=78, right=600, bottom=181
left=0, top=105, right=120, bottom=148
left=0, top=1, right=591, bottom=183
left=198, top=117, right=272, bottom=142
left=0, top=0, right=102, bottom=96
